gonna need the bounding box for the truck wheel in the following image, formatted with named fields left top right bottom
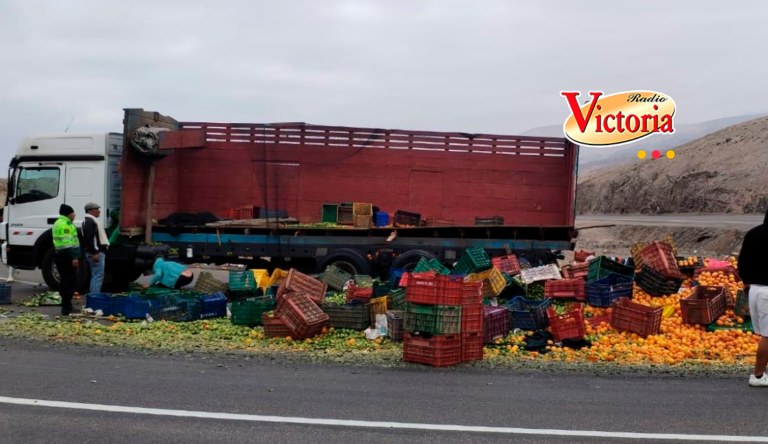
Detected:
left=317, top=249, right=370, bottom=276
left=392, top=250, right=437, bottom=271
left=42, top=248, right=90, bottom=293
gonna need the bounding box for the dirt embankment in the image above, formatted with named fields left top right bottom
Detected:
left=574, top=225, right=746, bottom=258
left=576, top=116, right=768, bottom=215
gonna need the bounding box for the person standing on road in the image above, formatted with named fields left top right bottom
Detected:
left=144, top=258, right=194, bottom=290
left=82, top=202, right=109, bottom=294
left=53, top=204, right=81, bottom=316
left=738, top=208, right=768, bottom=387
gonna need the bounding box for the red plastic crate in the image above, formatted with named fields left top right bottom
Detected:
left=221, top=208, right=236, bottom=219
left=405, top=272, right=439, bottom=305
left=437, top=274, right=463, bottom=305
left=461, top=281, right=483, bottom=305
left=680, top=286, right=728, bottom=325
left=346, top=283, right=373, bottom=304
left=544, top=278, right=585, bottom=301
left=262, top=313, right=292, bottom=338
left=461, top=304, right=484, bottom=333
left=575, top=250, right=595, bottom=262
left=403, top=333, right=462, bottom=367
left=546, top=304, right=586, bottom=341
left=277, top=269, right=327, bottom=305
left=275, top=292, right=329, bottom=339
left=639, top=241, right=681, bottom=279
left=461, top=331, right=484, bottom=362
left=492, top=255, right=521, bottom=276
left=483, top=306, right=510, bottom=343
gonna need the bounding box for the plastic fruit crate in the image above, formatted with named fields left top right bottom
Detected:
left=544, top=278, right=586, bottom=301
left=404, top=304, right=462, bottom=335
left=639, top=241, right=681, bottom=279
left=277, top=269, right=328, bottom=305
left=474, top=216, right=504, bottom=226
left=387, top=310, right=405, bottom=342
left=191, top=292, right=228, bottom=320
left=354, top=215, right=372, bottom=228
left=585, top=273, right=633, bottom=307
left=321, top=203, right=338, bottom=223
left=0, top=284, right=12, bottom=305
left=346, top=283, right=373, bottom=304
left=251, top=269, right=271, bottom=289
left=636, top=264, right=683, bottom=297
left=389, top=268, right=405, bottom=286
left=546, top=303, right=586, bottom=341
left=403, top=333, right=462, bottom=367
left=461, top=281, right=483, bottom=305
left=147, top=295, right=190, bottom=322
left=483, top=306, right=510, bottom=343
left=374, top=212, right=390, bottom=227
left=231, top=297, right=276, bottom=326
left=267, top=269, right=289, bottom=288
left=389, top=288, right=406, bottom=311
left=320, top=265, right=352, bottom=291
left=461, top=331, right=484, bottom=362
left=194, top=271, right=229, bottom=295
left=505, top=296, right=551, bottom=331
left=370, top=296, right=389, bottom=325
left=323, top=302, right=371, bottom=331
left=566, top=262, right=590, bottom=280
left=86, top=293, right=128, bottom=316
left=414, top=257, right=451, bottom=275
left=587, top=256, right=635, bottom=283
left=461, top=304, right=484, bottom=333
left=492, top=255, right=521, bottom=276
left=452, top=247, right=492, bottom=276
left=466, top=268, right=506, bottom=298
left=610, top=297, right=663, bottom=337
left=694, top=266, right=741, bottom=282
left=275, top=292, right=330, bottom=339
left=262, top=312, right=292, bottom=338
left=734, top=290, right=750, bottom=318
left=394, top=210, right=421, bottom=228
left=229, top=270, right=257, bottom=292
left=353, top=274, right=374, bottom=287
left=681, top=286, right=728, bottom=325
left=574, top=250, right=595, bottom=262
left=405, top=272, right=439, bottom=305
left=337, top=206, right=354, bottom=225
left=437, top=274, right=464, bottom=305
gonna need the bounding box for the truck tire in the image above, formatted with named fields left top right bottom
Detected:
left=42, top=247, right=90, bottom=293
left=392, top=249, right=437, bottom=271
left=317, top=249, right=370, bottom=276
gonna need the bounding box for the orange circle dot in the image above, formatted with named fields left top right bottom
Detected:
left=637, top=150, right=646, bottom=159
left=667, top=150, right=675, bottom=159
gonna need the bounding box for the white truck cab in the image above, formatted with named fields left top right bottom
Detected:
left=2, top=132, right=123, bottom=289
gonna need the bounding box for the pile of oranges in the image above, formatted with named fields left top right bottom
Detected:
left=678, top=256, right=701, bottom=267
left=485, top=256, right=759, bottom=367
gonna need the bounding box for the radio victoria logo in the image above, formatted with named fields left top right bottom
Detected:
left=560, top=91, right=677, bottom=159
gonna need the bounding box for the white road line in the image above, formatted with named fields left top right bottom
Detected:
left=1, top=396, right=766, bottom=442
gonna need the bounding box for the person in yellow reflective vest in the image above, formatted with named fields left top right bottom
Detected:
left=53, top=204, right=81, bottom=316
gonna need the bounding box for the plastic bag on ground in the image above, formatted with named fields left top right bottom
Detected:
left=364, top=327, right=382, bottom=340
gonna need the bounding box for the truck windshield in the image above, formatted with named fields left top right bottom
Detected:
left=15, top=167, right=60, bottom=204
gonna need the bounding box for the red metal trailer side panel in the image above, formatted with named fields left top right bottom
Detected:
left=120, top=110, right=579, bottom=230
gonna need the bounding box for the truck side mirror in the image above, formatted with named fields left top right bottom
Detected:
left=8, top=197, right=15, bottom=205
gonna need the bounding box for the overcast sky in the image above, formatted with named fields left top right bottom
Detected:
left=1, top=0, right=767, bottom=167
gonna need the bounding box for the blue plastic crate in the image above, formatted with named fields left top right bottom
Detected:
left=505, top=297, right=550, bottom=331
left=0, top=284, right=11, bottom=305
left=374, top=212, right=390, bottom=227
left=124, top=296, right=152, bottom=319
left=196, top=292, right=228, bottom=319
left=86, top=293, right=128, bottom=316
left=389, top=268, right=405, bottom=286
left=585, top=273, right=633, bottom=307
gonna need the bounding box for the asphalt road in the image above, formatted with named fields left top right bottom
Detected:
left=1, top=266, right=766, bottom=443
left=577, top=214, right=764, bottom=229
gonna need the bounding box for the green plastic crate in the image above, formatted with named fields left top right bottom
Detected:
left=452, top=247, right=492, bottom=275
left=322, top=204, right=338, bottom=223
left=323, top=303, right=371, bottom=330
left=320, top=265, right=352, bottom=291
left=404, top=304, right=462, bottom=334
left=389, top=288, right=406, bottom=311
left=587, top=256, right=635, bottom=282
left=230, top=298, right=276, bottom=326
left=413, top=257, right=451, bottom=275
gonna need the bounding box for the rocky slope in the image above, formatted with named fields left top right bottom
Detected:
left=577, top=116, right=768, bottom=214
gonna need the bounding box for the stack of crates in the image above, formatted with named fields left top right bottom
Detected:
left=635, top=241, right=682, bottom=297
left=402, top=270, right=484, bottom=366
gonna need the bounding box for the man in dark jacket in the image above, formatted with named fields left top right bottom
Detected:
left=82, top=202, right=109, bottom=294
left=738, top=209, right=768, bottom=387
